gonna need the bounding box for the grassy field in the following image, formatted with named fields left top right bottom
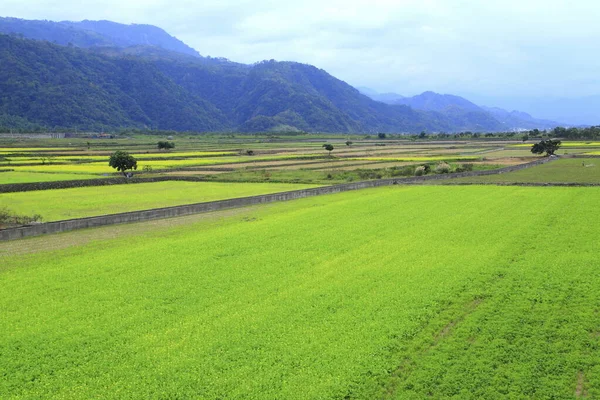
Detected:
left=450, top=158, right=600, bottom=184
left=0, top=181, right=318, bottom=221
left=1, top=185, right=599, bottom=398
left=0, top=171, right=103, bottom=184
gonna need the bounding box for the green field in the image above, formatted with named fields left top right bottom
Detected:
left=0, top=171, right=103, bottom=184
left=450, top=158, right=600, bottom=184
left=0, top=181, right=318, bottom=221
left=1, top=185, right=600, bottom=398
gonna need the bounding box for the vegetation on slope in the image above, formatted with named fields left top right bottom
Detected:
left=1, top=33, right=511, bottom=134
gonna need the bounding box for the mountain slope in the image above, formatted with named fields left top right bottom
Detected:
left=61, top=20, right=200, bottom=57
left=1, top=28, right=509, bottom=133
left=0, top=35, right=227, bottom=131
left=0, top=17, right=199, bottom=57
left=395, top=91, right=482, bottom=113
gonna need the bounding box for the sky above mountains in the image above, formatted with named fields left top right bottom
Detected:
left=2, top=0, right=599, bottom=103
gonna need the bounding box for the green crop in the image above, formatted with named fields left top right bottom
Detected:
left=0, top=171, right=103, bottom=184
left=450, top=158, right=600, bottom=184
left=0, top=181, right=319, bottom=221
left=1, top=185, right=600, bottom=398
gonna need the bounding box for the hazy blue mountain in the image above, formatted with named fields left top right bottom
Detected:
left=394, top=91, right=482, bottom=113
left=0, top=17, right=199, bottom=57
left=361, top=89, right=562, bottom=130
left=357, top=87, right=406, bottom=104
left=458, top=93, right=597, bottom=126
left=0, top=17, right=111, bottom=47
left=481, top=106, right=559, bottom=130
left=61, top=20, right=200, bottom=57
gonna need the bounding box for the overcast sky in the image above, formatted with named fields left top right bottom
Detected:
left=2, top=0, right=600, bottom=100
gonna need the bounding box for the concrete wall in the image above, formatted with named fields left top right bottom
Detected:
left=0, top=157, right=554, bottom=241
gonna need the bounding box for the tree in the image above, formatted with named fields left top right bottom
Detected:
left=157, top=141, right=175, bottom=150
left=322, top=144, right=334, bottom=156
left=522, top=134, right=529, bottom=142
left=109, top=151, right=138, bottom=177
left=378, top=133, right=386, bottom=139
left=531, top=139, right=562, bottom=156
left=345, top=140, right=353, bottom=146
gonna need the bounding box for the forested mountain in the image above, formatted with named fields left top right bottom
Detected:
left=0, top=35, right=227, bottom=131
left=0, top=33, right=513, bottom=133
left=0, top=17, right=554, bottom=133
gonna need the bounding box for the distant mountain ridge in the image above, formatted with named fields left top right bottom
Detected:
left=359, top=88, right=561, bottom=130
left=0, top=17, right=200, bottom=57
left=0, top=17, right=562, bottom=133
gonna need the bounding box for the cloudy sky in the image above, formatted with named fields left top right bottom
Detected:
left=2, top=0, right=600, bottom=103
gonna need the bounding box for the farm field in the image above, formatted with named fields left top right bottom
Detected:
left=0, top=171, right=103, bottom=184
left=0, top=181, right=319, bottom=221
left=1, top=137, right=515, bottom=184
left=450, top=158, right=600, bottom=184
left=2, top=185, right=600, bottom=398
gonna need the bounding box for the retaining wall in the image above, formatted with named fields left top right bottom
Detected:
left=0, top=157, right=554, bottom=241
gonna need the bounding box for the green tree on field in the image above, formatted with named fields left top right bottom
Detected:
left=322, top=144, right=334, bottom=156
left=109, top=151, right=138, bottom=177
left=522, top=134, right=529, bottom=142
left=378, top=133, right=386, bottom=139
left=531, top=139, right=561, bottom=156
left=157, top=141, right=175, bottom=150
left=345, top=140, right=353, bottom=146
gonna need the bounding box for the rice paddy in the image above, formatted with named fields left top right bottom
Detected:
left=0, top=181, right=319, bottom=221
left=2, top=185, right=600, bottom=398
left=449, top=158, right=600, bottom=184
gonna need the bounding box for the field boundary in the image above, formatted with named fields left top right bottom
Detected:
left=0, top=157, right=556, bottom=241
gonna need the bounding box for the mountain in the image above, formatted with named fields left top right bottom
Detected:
left=0, top=17, right=200, bottom=57
left=60, top=20, right=200, bottom=57
left=0, top=35, right=227, bottom=131
left=362, top=89, right=560, bottom=130
left=469, top=95, right=599, bottom=126
left=394, top=91, right=482, bottom=113
left=481, top=107, right=559, bottom=130
left=357, top=87, right=405, bottom=104
left=0, top=18, right=528, bottom=133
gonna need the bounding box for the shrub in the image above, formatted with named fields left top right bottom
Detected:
left=435, top=162, right=451, bottom=174
left=357, top=170, right=381, bottom=180
left=389, top=166, right=415, bottom=177
left=414, top=166, right=426, bottom=176
left=0, top=206, right=43, bottom=228
left=454, top=163, right=473, bottom=173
